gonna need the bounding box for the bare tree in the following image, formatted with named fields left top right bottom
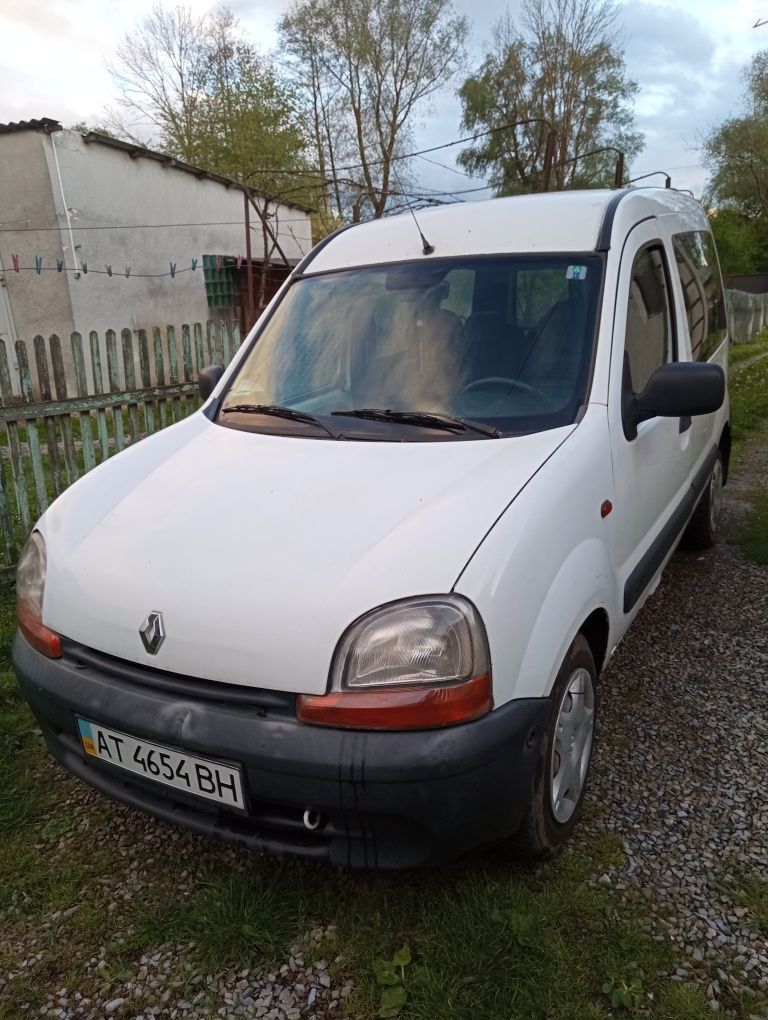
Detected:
left=105, top=4, right=209, bottom=157
left=104, top=4, right=313, bottom=202
left=279, top=0, right=469, bottom=218
left=459, top=0, right=643, bottom=192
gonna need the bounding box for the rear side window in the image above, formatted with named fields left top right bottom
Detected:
left=672, top=232, right=727, bottom=361
left=625, top=246, right=675, bottom=393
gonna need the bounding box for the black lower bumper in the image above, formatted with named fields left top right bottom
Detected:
left=12, top=633, right=549, bottom=869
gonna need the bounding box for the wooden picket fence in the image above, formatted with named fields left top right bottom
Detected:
left=0, top=321, right=243, bottom=575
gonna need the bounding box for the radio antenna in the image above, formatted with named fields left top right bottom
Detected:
left=389, top=159, right=434, bottom=255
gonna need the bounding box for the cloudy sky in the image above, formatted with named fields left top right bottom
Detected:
left=0, top=0, right=766, bottom=201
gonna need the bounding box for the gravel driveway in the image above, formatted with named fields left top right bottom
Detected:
left=3, top=429, right=767, bottom=1020
left=586, top=432, right=768, bottom=1015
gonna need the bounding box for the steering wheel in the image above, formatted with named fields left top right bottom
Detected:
left=463, top=376, right=552, bottom=406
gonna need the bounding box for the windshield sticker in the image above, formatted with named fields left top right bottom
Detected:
left=566, top=265, right=588, bottom=280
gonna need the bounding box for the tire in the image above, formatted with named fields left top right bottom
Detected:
left=683, top=451, right=723, bottom=550
left=508, top=634, right=597, bottom=859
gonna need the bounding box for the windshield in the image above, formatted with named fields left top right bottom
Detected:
left=220, top=255, right=603, bottom=439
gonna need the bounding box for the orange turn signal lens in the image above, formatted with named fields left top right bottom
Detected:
left=18, top=598, right=62, bottom=658
left=297, top=673, right=492, bottom=730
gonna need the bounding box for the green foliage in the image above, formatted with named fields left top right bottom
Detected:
left=602, top=969, right=644, bottom=1011
left=703, top=50, right=768, bottom=271
left=709, top=207, right=768, bottom=276
left=187, top=11, right=315, bottom=199
left=106, top=5, right=315, bottom=201
left=373, top=944, right=412, bottom=1016
left=703, top=51, right=768, bottom=219
left=458, top=0, right=643, bottom=194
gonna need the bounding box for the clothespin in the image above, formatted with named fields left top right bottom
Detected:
left=125, top=266, right=131, bottom=279
left=81, top=261, right=88, bottom=274
left=34, top=256, right=42, bottom=274
left=56, top=259, right=64, bottom=272
left=105, top=265, right=112, bottom=277
left=236, top=255, right=243, bottom=269
left=191, top=258, right=198, bottom=271
left=215, top=255, right=223, bottom=272
left=169, top=262, right=176, bottom=278
left=11, top=254, right=20, bottom=272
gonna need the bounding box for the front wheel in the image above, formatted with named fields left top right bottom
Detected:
left=683, top=451, right=723, bottom=550
left=509, top=634, right=596, bottom=859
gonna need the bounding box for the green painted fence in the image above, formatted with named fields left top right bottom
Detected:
left=0, top=320, right=242, bottom=575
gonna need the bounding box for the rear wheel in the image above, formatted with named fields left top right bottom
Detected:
left=509, top=634, right=596, bottom=858
left=683, top=452, right=723, bottom=550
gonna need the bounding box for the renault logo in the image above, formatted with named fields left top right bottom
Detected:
left=139, top=611, right=165, bottom=654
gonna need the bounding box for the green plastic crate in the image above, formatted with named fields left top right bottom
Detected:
left=203, top=255, right=235, bottom=308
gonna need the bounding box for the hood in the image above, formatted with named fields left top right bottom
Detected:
left=41, top=414, right=573, bottom=693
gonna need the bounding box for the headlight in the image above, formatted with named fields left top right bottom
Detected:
left=17, top=531, right=61, bottom=658
left=332, top=596, right=489, bottom=690
left=298, top=596, right=492, bottom=730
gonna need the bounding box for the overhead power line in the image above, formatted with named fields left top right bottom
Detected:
left=245, top=120, right=541, bottom=180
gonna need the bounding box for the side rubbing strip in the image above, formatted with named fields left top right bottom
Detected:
left=623, top=446, right=719, bottom=613
left=595, top=190, right=631, bottom=252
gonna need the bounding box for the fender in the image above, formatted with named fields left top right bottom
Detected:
left=514, top=538, right=617, bottom=701
left=454, top=405, right=619, bottom=705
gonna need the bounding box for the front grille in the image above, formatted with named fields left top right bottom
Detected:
left=61, top=639, right=297, bottom=716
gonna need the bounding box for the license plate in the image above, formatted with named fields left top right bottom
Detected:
left=76, top=718, right=244, bottom=809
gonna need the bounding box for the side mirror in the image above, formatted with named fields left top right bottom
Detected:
left=198, top=365, right=225, bottom=401
left=623, top=359, right=725, bottom=441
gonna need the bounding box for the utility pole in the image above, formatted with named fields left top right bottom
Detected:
left=541, top=131, right=557, bottom=192
left=614, top=152, right=625, bottom=189
left=243, top=191, right=255, bottom=329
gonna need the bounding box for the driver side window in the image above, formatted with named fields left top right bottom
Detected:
left=625, top=245, right=676, bottom=393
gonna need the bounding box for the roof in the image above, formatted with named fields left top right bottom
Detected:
left=0, top=117, right=312, bottom=214
left=305, top=188, right=709, bottom=274
left=0, top=117, right=62, bottom=135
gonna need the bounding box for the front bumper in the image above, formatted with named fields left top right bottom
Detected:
left=13, top=633, right=549, bottom=869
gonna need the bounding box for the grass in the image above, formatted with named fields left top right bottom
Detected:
left=725, top=331, right=768, bottom=565
left=738, top=490, right=768, bottom=565
left=138, top=870, right=310, bottom=970
left=719, top=873, right=768, bottom=931
left=728, top=329, right=768, bottom=366
left=729, top=352, right=768, bottom=458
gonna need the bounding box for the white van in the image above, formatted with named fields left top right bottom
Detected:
left=14, top=189, right=728, bottom=869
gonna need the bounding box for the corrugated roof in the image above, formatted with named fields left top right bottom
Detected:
left=0, top=117, right=62, bottom=135
left=81, top=131, right=314, bottom=214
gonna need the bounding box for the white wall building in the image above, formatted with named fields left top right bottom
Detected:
left=0, top=118, right=313, bottom=362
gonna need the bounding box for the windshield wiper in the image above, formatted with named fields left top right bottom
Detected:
left=331, top=408, right=500, bottom=438
left=222, top=403, right=340, bottom=439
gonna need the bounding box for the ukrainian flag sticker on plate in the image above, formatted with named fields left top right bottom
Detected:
left=77, top=718, right=97, bottom=756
